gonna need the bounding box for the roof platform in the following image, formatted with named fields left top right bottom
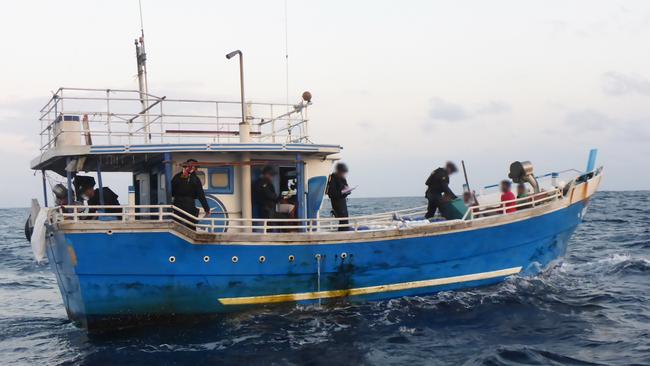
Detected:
left=31, top=87, right=341, bottom=174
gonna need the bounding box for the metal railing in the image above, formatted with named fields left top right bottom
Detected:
left=53, top=190, right=562, bottom=234
left=54, top=204, right=429, bottom=233
left=463, top=188, right=562, bottom=220
left=39, top=87, right=312, bottom=151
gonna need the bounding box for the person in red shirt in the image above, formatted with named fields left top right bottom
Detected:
left=500, top=180, right=517, bottom=214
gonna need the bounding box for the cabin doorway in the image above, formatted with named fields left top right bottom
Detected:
left=251, top=165, right=298, bottom=219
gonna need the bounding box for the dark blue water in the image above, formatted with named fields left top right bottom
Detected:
left=1, top=192, right=649, bottom=365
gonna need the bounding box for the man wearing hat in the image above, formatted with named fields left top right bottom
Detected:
left=171, top=159, right=211, bottom=227
left=253, top=165, right=281, bottom=220
left=327, top=162, right=352, bottom=231
left=73, top=175, right=121, bottom=217
left=424, top=161, right=458, bottom=219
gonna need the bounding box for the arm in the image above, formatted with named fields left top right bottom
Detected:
left=194, top=178, right=210, bottom=214
left=441, top=180, right=457, bottom=199
left=342, top=178, right=352, bottom=197
left=171, top=174, right=178, bottom=197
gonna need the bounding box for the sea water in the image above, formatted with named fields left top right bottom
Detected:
left=0, top=192, right=648, bottom=365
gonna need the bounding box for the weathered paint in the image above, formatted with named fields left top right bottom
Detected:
left=47, top=197, right=590, bottom=329
left=43, top=171, right=601, bottom=330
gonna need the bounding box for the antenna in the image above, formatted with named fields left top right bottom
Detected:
left=135, top=0, right=151, bottom=142
left=138, top=0, right=148, bottom=93
left=284, top=0, right=289, bottom=110
left=139, top=0, right=145, bottom=38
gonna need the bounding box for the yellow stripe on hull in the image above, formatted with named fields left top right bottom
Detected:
left=218, top=266, right=522, bottom=306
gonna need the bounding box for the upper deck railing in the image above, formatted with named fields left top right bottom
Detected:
left=52, top=189, right=562, bottom=234
left=39, top=87, right=312, bottom=151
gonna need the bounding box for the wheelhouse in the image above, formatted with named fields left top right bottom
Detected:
left=31, top=88, right=341, bottom=231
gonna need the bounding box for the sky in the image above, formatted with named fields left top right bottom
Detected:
left=1, top=0, right=649, bottom=207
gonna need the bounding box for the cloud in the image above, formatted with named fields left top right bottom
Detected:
left=427, top=97, right=469, bottom=122
left=563, top=108, right=650, bottom=145
left=0, top=132, right=39, bottom=156
left=357, top=120, right=372, bottom=128
left=426, top=98, right=510, bottom=124
left=619, top=118, right=650, bottom=142
left=476, top=101, right=511, bottom=115
left=564, top=109, right=612, bottom=131
left=602, top=72, right=650, bottom=96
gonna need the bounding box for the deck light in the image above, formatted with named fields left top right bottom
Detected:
left=225, top=50, right=245, bottom=125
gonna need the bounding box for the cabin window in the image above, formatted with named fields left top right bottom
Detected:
left=207, top=167, right=234, bottom=194
left=211, top=172, right=229, bottom=188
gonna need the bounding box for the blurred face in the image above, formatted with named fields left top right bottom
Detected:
left=183, top=165, right=195, bottom=175
left=500, top=182, right=510, bottom=193
left=517, top=185, right=526, bottom=195
left=83, top=187, right=95, bottom=199
left=446, top=164, right=456, bottom=175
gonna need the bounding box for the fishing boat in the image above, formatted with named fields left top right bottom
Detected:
left=26, top=45, right=602, bottom=331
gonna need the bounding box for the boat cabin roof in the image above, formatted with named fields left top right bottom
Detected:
left=30, top=87, right=341, bottom=175
left=31, top=143, right=341, bottom=175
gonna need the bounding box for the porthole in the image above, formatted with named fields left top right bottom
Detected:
left=106, top=230, right=113, bottom=235
left=168, top=256, right=176, bottom=263
left=288, top=255, right=295, bottom=262
left=340, top=252, right=348, bottom=260
left=203, top=255, right=210, bottom=263
left=231, top=256, right=238, bottom=263
left=259, top=255, right=266, bottom=263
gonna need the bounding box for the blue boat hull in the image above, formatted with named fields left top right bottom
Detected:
left=47, top=200, right=588, bottom=330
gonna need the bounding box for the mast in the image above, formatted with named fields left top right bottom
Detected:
left=135, top=0, right=151, bottom=142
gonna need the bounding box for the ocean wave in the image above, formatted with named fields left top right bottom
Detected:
left=467, top=346, right=605, bottom=366
left=583, top=218, right=629, bottom=224
left=606, top=257, right=650, bottom=274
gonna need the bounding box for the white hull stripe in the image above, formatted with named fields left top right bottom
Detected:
left=218, top=266, right=522, bottom=305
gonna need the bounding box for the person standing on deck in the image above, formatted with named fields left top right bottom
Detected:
left=327, top=163, right=351, bottom=231
left=516, top=183, right=532, bottom=210
left=253, top=165, right=281, bottom=220
left=424, top=161, right=458, bottom=219
left=500, top=180, right=517, bottom=213
left=171, top=159, right=211, bottom=227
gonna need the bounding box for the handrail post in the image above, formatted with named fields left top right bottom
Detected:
left=106, top=89, right=112, bottom=145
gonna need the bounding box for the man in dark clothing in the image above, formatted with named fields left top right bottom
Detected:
left=424, top=161, right=458, bottom=219
left=85, top=186, right=121, bottom=214
left=327, top=162, right=351, bottom=231
left=253, top=165, right=280, bottom=220
left=74, top=176, right=122, bottom=218
left=171, top=159, right=210, bottom=228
